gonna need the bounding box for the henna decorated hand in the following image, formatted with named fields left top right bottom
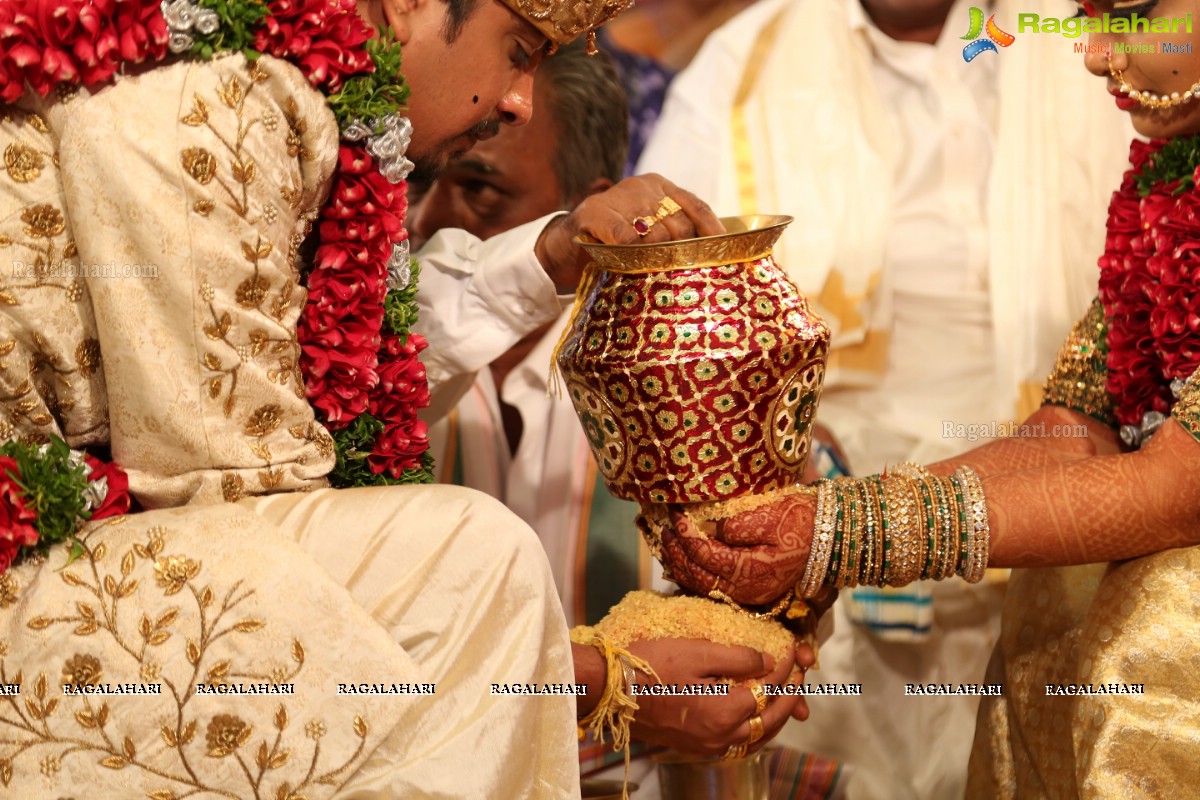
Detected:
left=659, top=492, right=817, bottom=606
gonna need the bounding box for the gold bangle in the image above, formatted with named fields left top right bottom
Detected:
left=894, top=462, right=933, bottom=480
left=870, top=478, right=887, bottom=586
left=940, top=473, right=962, bottom=580
left=893, top=463, right=935, bottom=582
left=956, top=466, right=991, bottom=583
left=880, top=475, right=906, bottom=585
left=888, top=482, right=912, bottom=587
left=945, top=471, right=969, bottom=580
left=926, top=473, right=949, bottom=580
left=894, top=480, right=920, bottom=586
left=912, top=476, right=936, bottom=582
left=833, top=482, right=853, bottom=589
left=799, top=480, right=837, bottom=597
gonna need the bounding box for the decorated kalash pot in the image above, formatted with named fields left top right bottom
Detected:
left=560, top=216, right=831, bottom=782
left=556, top=214, right=829, bottom=506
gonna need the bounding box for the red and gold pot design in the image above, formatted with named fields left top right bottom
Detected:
left=557, top=215, right=829, bottom=504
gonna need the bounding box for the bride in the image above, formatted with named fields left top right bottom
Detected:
left=653, top=0, right=1200, bottom=794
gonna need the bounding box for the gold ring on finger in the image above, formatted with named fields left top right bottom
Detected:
left=747, top=679, right=767, bottom=716
left=632, top=213, right=658, bottom=237
left=721, top=742, right=748, bottom=761
left=746, top=715, right=764, bottom=745
left=655, top=196, right=682, bottom=220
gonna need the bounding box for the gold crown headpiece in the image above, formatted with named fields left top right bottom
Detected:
left=497, top=0, right=633, bottom=51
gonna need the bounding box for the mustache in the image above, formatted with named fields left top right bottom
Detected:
left=466, top=119, right=501, bottom=141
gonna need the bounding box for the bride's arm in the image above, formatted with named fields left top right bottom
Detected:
left=925, top=404, right=1122, bottom=479
left=985, top=417, right=1200, bottom=566
left=658, top=398, right=1199, bottom=603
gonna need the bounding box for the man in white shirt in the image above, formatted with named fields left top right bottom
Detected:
left=638, top=0, right=1135, bottom=796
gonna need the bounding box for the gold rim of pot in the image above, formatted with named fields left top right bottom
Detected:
left=575, top=214, right=793, bottom=273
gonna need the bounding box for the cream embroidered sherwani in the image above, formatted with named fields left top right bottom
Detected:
left=0, top=53, right=577, bottom=798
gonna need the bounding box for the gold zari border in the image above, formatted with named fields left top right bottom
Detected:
left=1042, top=297, right=1116, bottom=427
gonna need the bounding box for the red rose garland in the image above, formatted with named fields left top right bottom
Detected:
left=0, top=0, right=170, bottom=100
left=253, top=0, right=373, bottom=93
left=369, top=332, right=431, bottom=476
left=301, top=145, right=393, bottom=425
left=1099, top=138, right=1200, bottom=427
left=0, top=459, right=40, bottom=573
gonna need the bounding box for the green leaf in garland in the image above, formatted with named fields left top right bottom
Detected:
left=191, top=0, right=270, bottom=61
left=58, top=538, right=87, bottom=571
left=383, top=258, right=421, bottom=339
left=1136, top=134, right=1200, bottom=197
left=327, top=30, right=411, bottom=128
left=0, top=437, right=91, bottom=549
left=327, top=413, right=384, bottom=488
left=326, top=413, right=435, bottom=488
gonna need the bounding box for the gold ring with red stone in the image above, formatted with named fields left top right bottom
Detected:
left=632, top=196, right=683, bottom=236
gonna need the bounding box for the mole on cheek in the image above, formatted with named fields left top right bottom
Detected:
left=472, top=95, right=479, bottom=104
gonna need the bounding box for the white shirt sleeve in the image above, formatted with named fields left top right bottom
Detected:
left=414, top=213, right=572, bottom=420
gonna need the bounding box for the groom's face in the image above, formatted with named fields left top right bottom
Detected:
left=360, top=0, right=547, bottom=181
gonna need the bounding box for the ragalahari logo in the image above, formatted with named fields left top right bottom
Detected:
left=961, top=6, right=1015, bottom=61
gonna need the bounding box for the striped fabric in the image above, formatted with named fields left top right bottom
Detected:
left=579, top=732, right=655, bottom=776
left=768, top=747, right=849, bottom=800
left=844, top=584, right=934, bottom=639
left=577, top=460, right=653, bottom=774
left=576, top=459, right=646, bottom=628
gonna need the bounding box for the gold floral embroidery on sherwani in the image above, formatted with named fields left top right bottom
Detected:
left=25, top=54, right=339, bottom=507
left=0, top=109, right=109, bottom=447
left=181, top=63, right=309, bottom=427
left=0, top=509, right=409, bottom=798
left=1041, top=297, right=1116, bottom=427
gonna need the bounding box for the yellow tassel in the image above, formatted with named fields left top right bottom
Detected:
left=571, top=626, right=661, bottom=800
left=548, top=260, right=602, bottom=399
